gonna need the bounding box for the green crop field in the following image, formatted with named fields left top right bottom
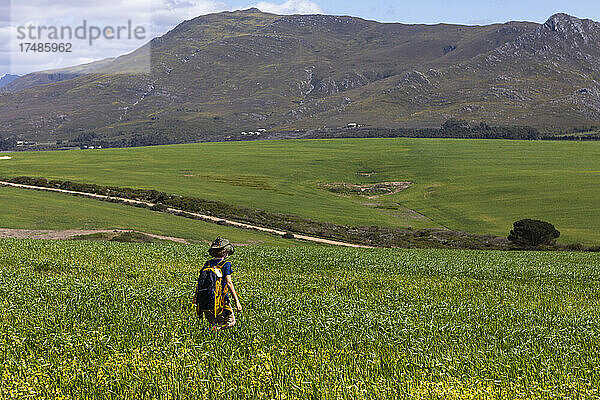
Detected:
left=0, top=186, right=294, bottom=246
left=2, top=138, right=600, bottom=244
left=1, top=239, right=599, bottom=399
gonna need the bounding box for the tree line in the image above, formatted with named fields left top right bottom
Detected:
left=2, top=119, right=599, bottom=151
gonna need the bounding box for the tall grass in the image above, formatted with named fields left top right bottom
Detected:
left=1, top=239, right=599, bottom=398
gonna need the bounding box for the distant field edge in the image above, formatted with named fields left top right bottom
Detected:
left=3, top=121, right=600, bottom=153
left=3, top=176, right=595, bottom=252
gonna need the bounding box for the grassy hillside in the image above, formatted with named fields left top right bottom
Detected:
left=0, top=186, right=295, bottom=246
left=1, top=137, right=599, bottom=244
left=1, top=239, right=599, bottom=398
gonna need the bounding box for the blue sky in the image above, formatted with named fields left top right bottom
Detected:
left=231, top=0, right=600, bottom=24
left=2, top=0, right=600, bottom=76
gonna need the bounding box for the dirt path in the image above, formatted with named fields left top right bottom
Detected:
left=0, top=181, right=372, bottom=248
left=0, top=228, right=190, bottom=243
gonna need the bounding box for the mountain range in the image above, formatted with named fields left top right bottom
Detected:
left=1, top=9, right=599, bottom=146
left=0, top=74, right=20, bottom=89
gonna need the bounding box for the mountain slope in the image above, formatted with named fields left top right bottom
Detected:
left=0, top=10, right=598, bottom=146
left=0, top=58, right=116, bottom=93
left=0, top=74, right=20, bottom=89
left=350, top=13, right=600, bottom=128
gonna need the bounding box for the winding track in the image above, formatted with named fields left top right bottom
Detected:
left=0, top=180, right=373, bottom=248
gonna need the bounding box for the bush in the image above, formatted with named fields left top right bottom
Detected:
left=150, top=203, right=168, bottom=212
left=508, top=219, right=560, bottom=247
left=565, top=243, right=586, bottom=252
left=282, top=232, right=295, bottom=239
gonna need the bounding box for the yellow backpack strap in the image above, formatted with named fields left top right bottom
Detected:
left=216, top=259, right=241, bottom=300
left=216, top=259, right=236, bottom=315
left=212, top=259, right=225, bottom=315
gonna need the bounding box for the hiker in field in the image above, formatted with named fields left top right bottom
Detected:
left=193, top=237, right=242, bottom=330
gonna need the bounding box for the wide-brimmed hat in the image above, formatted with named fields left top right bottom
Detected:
left=209, top=237, right=234, bottom=256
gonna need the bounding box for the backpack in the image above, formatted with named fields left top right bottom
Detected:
left=194, top=259, right=228, bottom=316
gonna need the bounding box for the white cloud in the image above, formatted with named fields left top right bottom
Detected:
left=151, top=0, right=229, bottom=37
left=252, top=0, right=322, bottom=15
left=3, top=0, right=323, bottom=76
left=8, top=0, right=158, bottom=75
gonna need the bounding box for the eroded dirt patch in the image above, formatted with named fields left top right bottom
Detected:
left=0, top=228, right=189, bottom=244
left=319, top=182, right=412, bottom=198
left=357, top=171, right=377, bottom=177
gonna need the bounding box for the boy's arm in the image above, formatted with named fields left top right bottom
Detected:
left=224, top=275, right=242, bottom=312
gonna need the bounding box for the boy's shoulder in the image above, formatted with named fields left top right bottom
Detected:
left=222, top=261, right=233, bottom=274
left=205, top=258, right=232, bottom=267
left=206, top=259, right=232, bottom=274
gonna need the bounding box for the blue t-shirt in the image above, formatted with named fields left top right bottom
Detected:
left=205, top=258, right=232, bottom=296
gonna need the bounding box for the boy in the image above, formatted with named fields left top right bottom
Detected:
left=193, top=237, right=242, bottom=330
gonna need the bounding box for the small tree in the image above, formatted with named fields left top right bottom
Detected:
left=508, top=219, right=560, bottom=247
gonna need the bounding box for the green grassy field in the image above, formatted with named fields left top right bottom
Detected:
left=2, top=138, right=600, bottom=244
left=1, top=239, right=599, bottom=399
left=0, top=186, right=295, bottom=246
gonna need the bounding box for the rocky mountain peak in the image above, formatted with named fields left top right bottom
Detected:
left=544, top=13, right=579, bottom=32
left=496, top=13, right=600, bottom=58
left=542, top=13, right=599, bottom=41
